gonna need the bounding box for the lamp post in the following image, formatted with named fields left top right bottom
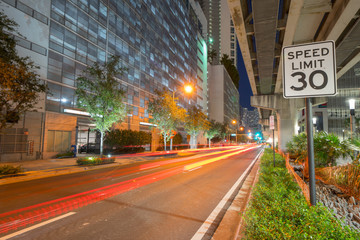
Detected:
left=170, top=84, right=193, bottom=150
left=232, top=120, right=238, bottom=144
left=342, top=129, right=345, bottom=141
left=349, top=99, right=355, bottom=140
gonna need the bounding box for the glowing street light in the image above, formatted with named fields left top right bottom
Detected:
left=184, top=84, right=193, bottom=94
left=231, top=120, right=238, bottom=144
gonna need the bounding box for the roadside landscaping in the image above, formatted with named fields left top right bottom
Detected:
left=76, top=156, right=116, bottom=166
left=244, top=148, right=359, bottom=239
left=0, top=165, right=22, bottom=176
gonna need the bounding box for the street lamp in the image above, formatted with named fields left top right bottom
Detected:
left=349, top=99, right=355, bottom=139
left=342, top=129, right=345, bottom=140
left=231, top=120, right=238, bottom=144
left=184, top=84, right=193, bottom=94
left=312, top=117, right=317, bottom=133
left=172, top=84, right=193, bottom=101
left=170, top=84, right=194, bottom=150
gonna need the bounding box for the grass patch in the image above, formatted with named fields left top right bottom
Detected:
left=244, top=148, right=360, bottom=239
left=0, top=165, right=22, bottom=175
left=76, top=157, right=115, bottom=166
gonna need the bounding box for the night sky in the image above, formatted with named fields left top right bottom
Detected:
left=237, top=42, right=254, bottom=110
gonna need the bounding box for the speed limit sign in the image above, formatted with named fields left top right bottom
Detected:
left=282, top=40, right=337, bottom=98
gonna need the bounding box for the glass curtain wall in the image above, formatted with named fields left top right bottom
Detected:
left=46, top=0, right=199, bottom=118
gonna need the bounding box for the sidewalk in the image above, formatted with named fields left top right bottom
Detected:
left=0, top=153, right=167, bottom=185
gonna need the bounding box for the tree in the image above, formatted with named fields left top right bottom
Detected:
left=184, top=106, right=210, bottom=149
left=160, top=132, right=183, bottom=149
left=148, top=89, right=186, bottom=151
left=208, top=49, right=217, bottom=64
left=220, top=54, right=240, bottom=88
left=0, top=11, right=47, bottom=130
left=205, top=120, right=222, bottom=148
left=76, top=56, right=127, bottom=156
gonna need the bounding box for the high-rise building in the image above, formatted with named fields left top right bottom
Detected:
left=242, top=108, right=260, bottom=131
left=208, top=65, right=239, bottom=124
left=190, top=0, right=208, bottom=114
left=197, top=0, right=237, bottom=65
left=0, top=0, right=206, bottom=161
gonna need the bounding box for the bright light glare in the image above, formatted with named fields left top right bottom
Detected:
left=232, top=120, right=236, bottom=124
left=349, top=99, right=355, bottom=110
left=184, top=85, right=193, bottom=93
left=312, top=117, right=317, bottom=124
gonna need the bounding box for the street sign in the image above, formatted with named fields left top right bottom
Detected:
left=282, top=40, right=337, bottom=98
left=269, top=115, right=274, bottom=130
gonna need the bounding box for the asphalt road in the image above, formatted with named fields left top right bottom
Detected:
left=0, top=145, right=262, bottom=240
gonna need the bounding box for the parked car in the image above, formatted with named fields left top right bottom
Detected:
left=79, top=143, right=98, bottom=153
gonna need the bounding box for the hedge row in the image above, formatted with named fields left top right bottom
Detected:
left=0, top=165, right=22, bottom=175
left=244, top=148, right=359, bottom=239
left=76, top=157, right=115, bottom=166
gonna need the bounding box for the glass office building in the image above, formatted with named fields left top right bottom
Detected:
left=0, top=0, right=204, bottom=160
left=47, top=0, right=198, bottom=116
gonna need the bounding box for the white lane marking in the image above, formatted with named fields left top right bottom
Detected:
left=191, top=149, right=263, bottom=240
left=186, top=166, right=202, bottom=172
left=0, top=212, right=76, bottom=240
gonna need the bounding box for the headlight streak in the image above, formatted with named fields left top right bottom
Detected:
left=139, top=145, right=250, bottom=171
left=183, top=146, right=259, bottom=171
left=0, top=145, right=258, bottom=235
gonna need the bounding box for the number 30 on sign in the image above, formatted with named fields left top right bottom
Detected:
left=282, top=40, right=337, bottom=98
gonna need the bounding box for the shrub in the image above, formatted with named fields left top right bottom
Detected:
left=244, top=148, right=360, bottom=239
left=55, top=151, right=74, bottom=158
left=286, top=133, right=308, bottom=163
left=314, top=132, right=351, bottom=167
left=76, top=157, right=115, bottom=166
left=0, top=165, right=22, bottom=175
left=316, top=164, right=360, bottom=198
left=110, top=146, right=145, bottom=154
left=105, top=129, right=151, bottom=147
left=286, top=132, right=351, bottom=167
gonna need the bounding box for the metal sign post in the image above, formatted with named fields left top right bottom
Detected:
left=305, top=98, right=316, bottom=206
left=270, top=115, right=275, bottom=167
left=282, top=40, right=337, bottom=206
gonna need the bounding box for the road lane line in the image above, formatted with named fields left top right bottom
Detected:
left=191, top=149, right=263, bottom=240
left=0, top=212, right=76, bottom=240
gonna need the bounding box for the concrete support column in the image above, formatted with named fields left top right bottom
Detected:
left=275, top=111, right=297, bottom=152
left=252, top=94, right=327, bottom=152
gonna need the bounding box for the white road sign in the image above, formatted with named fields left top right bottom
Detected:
left=269, top=115, right=274, bottom=130
left=282, top=41, right=337, bottom=98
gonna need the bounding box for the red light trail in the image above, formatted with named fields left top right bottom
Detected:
left=0, top=145, right=258, bottom=235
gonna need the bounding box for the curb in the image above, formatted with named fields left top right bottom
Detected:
left=211, top=150, right=263, bottom=240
